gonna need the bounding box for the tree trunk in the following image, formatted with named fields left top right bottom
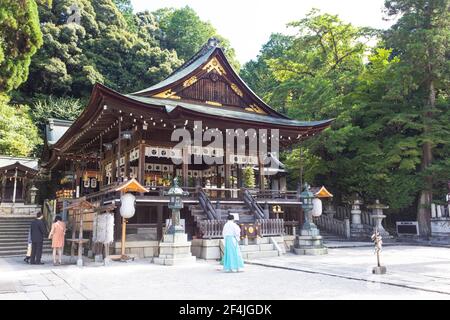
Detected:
left=416, top=79, right=435, bottom=237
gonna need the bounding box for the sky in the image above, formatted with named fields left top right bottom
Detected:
left=130, top=0, right=395, bottom=65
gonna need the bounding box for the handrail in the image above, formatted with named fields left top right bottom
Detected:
left=314, top=215, right=350, bottom=239
left=198, top=188, right=220, bottom=220
left=243, top=189, right=265, bottom=220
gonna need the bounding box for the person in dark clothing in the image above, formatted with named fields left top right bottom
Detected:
left=30, top=212, right=47, bottom=265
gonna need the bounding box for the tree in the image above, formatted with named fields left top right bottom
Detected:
left=30, top=95, right=83, bottom=131
left=112, top=0, right=136, bottom=32
left=240, top=33, right=294, bottom=113
left=20, top=0, right=182, bottom=101
left=153, top=6, right=240, bottom=70
left=382, top=0, right=450, bottom=236
left=0, top=96, right=41, bottom=156
left=0, top=0, right=43, bottom=93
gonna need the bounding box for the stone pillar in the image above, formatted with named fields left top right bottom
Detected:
left=351, top=199, right=363, bottom=225
left=350, top=198, right=365, bottom=239
left=431, top=203, right=436, bottom=218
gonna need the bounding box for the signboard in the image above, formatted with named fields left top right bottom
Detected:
left=396, top=221, right=419, bottom=235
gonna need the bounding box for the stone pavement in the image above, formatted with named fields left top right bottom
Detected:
left=0, top=245, right=449, bottom=300
left=248, top=245, right=450, bottom=296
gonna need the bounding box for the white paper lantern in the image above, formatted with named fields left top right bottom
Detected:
left=120, top=193, right=136, bottom=219
left=311, top=198, right=323, bottom=217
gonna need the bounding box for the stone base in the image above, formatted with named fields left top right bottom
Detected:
left=293, top=228, right=328, bottom=255
left=153, top=233, right=196, bottom=266
left=113, top=240, right=159, bottom=258
left=372, top=266, right=387, bottom=274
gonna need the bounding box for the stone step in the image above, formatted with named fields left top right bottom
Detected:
left=0, top=249, right=52, bottom=257
left=0, top=231, right=30, bottom=235
left=241, top=250, right=279, bottom=260
left=0, top=244, right=52, bottom=251
left=0, top=226, right=30, bottom=230
left=239, top=243, right=275, bottom=252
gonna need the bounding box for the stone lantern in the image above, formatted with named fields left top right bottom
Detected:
left=30, top=185, right=38, bottom=204
left=350, top=196, right=365, bottom=239
left=367, top=200, right=391, bottom=238
left=165, top=177, right=189, bottom=234
left=293, top=183, right=328, bottom=255
left=154, top=178, right=196, bottom=265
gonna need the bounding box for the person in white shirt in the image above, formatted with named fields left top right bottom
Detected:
left=222, top=214, right=244, bottom=272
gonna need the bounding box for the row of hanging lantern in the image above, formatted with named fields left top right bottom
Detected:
left=71, top=104, right=320, bottom=157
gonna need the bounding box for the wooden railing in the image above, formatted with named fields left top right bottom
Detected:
left=199, top=220, right=226, bottom=239
left=243, top=189, right=266, bottom=220
left=256, top=219, right=284, bottom=236
left=249, top=189, right=300, bottom=201
left=199, top=218, right=285, bottom=239
left=335, top=206, right=351, bottom=220
left=361, top=211, right=376, bottom=226
left=314, top=215, right=350, bottom=239
left=432, top=203, right=450, bottom=218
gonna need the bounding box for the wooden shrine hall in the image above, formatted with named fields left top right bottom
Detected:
left=42, top=38, right=333, bottom=258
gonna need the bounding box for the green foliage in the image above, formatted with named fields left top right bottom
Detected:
left=0, top=0, right=43, bottom=93
left=20, top=0, right=182, bottom=100
left=240, top=33, right=294, bottom=113
left=30, top=95, right=83, bottom=131
left=112, top=0, right=137, bottom=32
left=242, top=166, right=256, bottom=188
left=0, top=96, right=41, bottom=156
left=153, top=6, right=240, bottom=70
left=245, top=8, right=450, bottom=216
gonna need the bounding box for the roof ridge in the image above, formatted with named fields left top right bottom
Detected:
left=168, top=37, right=221, bottom=77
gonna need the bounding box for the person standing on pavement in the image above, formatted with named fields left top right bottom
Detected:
left=30, top=211, right=47, bottom=265
left=222, top=214, right=244, bottom=272
left=48, top=215, right=66, bottom=266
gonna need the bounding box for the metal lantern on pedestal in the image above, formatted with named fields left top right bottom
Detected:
left=300, top=183, right=317, bottom=231
left=165, top=177, right=189, bottom=234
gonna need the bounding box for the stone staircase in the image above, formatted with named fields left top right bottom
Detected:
left=239, top=237, right=284, bottom=260
left=0, top=216, right=52, bottom=257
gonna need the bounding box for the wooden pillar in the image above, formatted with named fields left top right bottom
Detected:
left=1, top=175, right=5, bottom=203
left=258, top=157, right=265, bottom=191
left=117, top=118, right=122, bottom=183
left=22, top=177, right=27, bottom=203
left=124, top=151, right=130, bottom=180
left=12, top=168, right=18, bottom=204
left=138, top=142, right=145, bottom=185
left=182, top=147, right=189, bottom=187
left=157, top=205, right=163, bottom=241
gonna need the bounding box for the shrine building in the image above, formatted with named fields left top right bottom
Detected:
left=42, top=38, right=333, bottom=259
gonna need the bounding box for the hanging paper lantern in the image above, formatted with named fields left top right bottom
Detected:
left=311, top=198, right=323, bottom=217
left=120, top=193, right=136, bottom=219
